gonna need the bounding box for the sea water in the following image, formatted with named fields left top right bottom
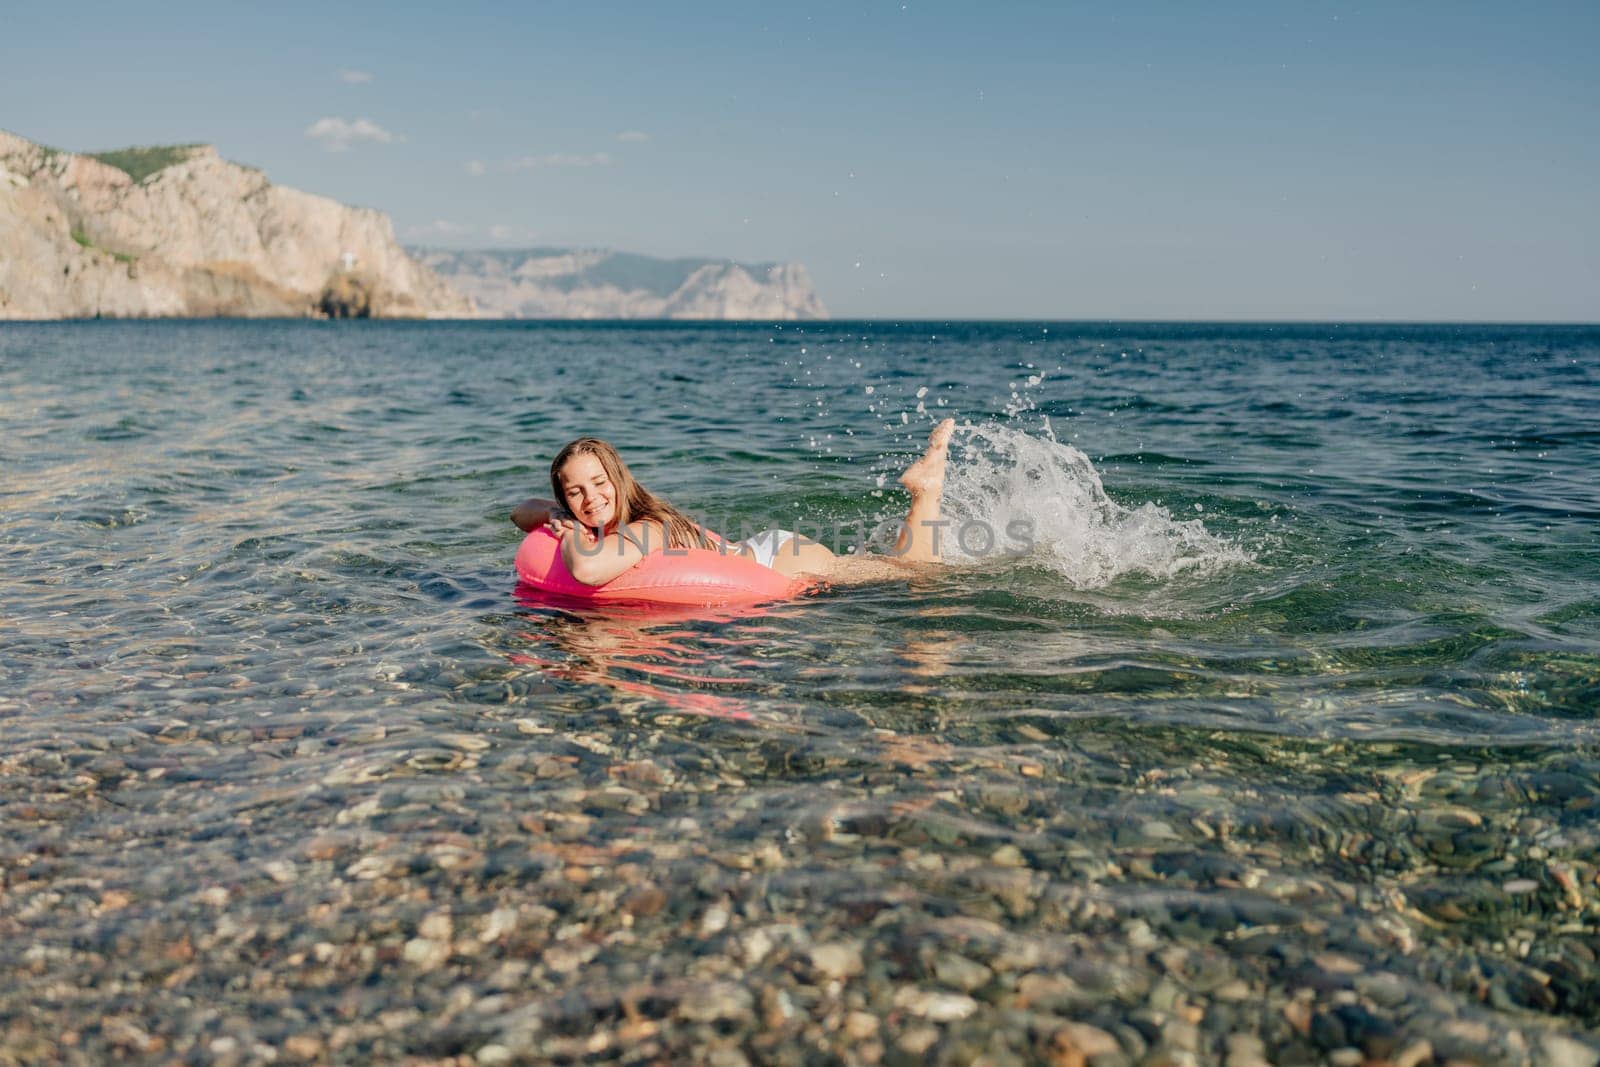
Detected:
left=1, top=320, right=1597, bottom=1063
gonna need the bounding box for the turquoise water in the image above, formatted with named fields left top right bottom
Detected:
left=2, top=321, right=1597, bottom=1063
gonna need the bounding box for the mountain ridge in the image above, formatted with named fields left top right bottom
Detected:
left=413, top=246, right=827, bottom=320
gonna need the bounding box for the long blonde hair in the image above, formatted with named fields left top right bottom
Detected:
left=550, top=438, right=709, bottom=551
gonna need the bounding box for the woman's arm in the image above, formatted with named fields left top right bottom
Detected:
left=511, top=497, right=565, bottom=532
left=514, top=498, right=660, bottom=585
left=556, top=519, right=665, bottom=586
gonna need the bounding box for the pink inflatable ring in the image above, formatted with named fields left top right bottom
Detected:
left=514, top=527, right=805, bottom=606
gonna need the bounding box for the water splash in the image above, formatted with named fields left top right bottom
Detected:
left=940, top=422, right=1252, bottom=587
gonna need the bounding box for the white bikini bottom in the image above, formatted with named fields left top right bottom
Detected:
left=733, top=528, right=796, bottom=569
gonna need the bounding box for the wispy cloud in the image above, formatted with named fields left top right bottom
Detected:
left=338, top=69, right=374, bottom=85
left=616, top=130, right=650, bottom=143
left=488, top=224, right=514, bottom=240
left=465, top=159, right=487, bottom=177
left=507, top=151, right=612, bottom=171
left=305, top=117, right=398, bottom=152
left=404, top=220, right=471, bottom=239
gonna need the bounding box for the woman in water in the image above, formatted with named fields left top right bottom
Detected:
left=511, top=418, right=956, bottom=585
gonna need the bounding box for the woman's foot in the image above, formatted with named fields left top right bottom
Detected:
left=899, top=418, right=955, bottom=496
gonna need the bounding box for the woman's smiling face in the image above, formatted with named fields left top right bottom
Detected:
left=558, top=452, right=617, bottom=528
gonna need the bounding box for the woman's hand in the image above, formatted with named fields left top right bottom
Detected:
left=511, top=498, right=566, bottom=533
left=550, top=515, right=601, bottom=550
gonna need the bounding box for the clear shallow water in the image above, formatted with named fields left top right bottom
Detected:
left=2, top=320, right=1597, bottom=1064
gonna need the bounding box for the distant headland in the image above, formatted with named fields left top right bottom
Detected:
left=0, top=130, right=826, bottom=321
left=413, top=248, right=827, bottom=321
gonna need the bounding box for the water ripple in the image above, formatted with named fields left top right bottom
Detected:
left=2, top=321, right=1598, bottom=1061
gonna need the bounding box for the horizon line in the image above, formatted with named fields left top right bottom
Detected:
left=9, top=317, right=1598, bottom=328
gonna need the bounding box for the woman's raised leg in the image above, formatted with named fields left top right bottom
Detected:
left=767, top=418, right=957, bottom=585
left=893, top=418, right=955, bottom=564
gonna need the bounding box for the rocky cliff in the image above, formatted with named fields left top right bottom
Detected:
left=413, top=247, right=827, bottom=320
left=0, top=130, right=473, bottom=319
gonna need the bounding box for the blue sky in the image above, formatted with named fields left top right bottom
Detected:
left=5, top=1, right=1597, bottom=320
